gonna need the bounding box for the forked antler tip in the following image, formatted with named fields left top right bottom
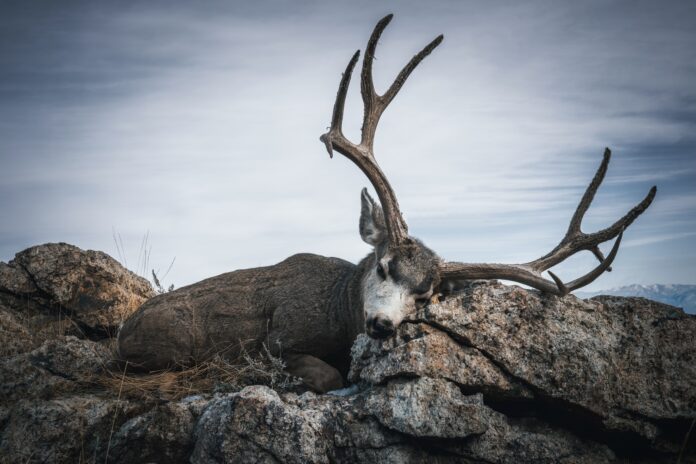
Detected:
left=569, top=229, right=623, bottom=294
left=546, top=229, right=624, bottom=296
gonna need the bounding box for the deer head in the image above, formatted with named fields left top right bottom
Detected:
left=357, top=187, right=441, bottom=338
left=320, top=14, right=656, bottom=339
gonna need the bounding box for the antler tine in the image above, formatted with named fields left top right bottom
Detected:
left=527, top=150, right=656, bottom=273
left=382, top=34, right=444, bottom=108
left=320, top=14, right=443, bottom=246
left=563, top=230, right=623, bottom=293
left=320, top=50, right=360, bottom=158
left=360, top=14, right=444, bottom=149
left=530, top=149, right=610, bottom=272
left=360, top=14, right=391, bottom=124
left=439, top=149, right=656, bottom=296
left=566, top=148, right=611, bottom=237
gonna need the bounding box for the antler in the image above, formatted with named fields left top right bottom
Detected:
left=320, top=14, right=443, bottom=246
left=440, top=148, right=657, bottom=296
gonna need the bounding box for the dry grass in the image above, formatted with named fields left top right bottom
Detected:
left=98, top=344, right=301, bottom=401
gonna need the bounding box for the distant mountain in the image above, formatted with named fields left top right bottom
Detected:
left=575, top=284, right=696, bottom=314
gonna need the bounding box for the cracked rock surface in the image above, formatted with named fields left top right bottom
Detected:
left=1, top=242, right=153, bottom=336
left=1, top=244, right=695, bottom=463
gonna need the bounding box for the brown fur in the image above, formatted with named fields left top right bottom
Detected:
left=118, top=253, right=372, bottom=390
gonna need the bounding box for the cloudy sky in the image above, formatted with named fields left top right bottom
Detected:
left=1, top=0, right=694, bottom=291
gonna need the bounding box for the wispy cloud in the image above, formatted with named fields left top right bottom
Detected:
left=1, top=0, right=694, bottom=288
left=623, top=232, right=696, bottom=248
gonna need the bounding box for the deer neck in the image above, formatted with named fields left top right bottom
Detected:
left=342, top=254, right=376, bottom=343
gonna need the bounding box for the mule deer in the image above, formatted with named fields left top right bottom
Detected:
left=117, top=15, right=655, bottom=393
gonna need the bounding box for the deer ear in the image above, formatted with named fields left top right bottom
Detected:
left=359, top=188, right=387, bottom=246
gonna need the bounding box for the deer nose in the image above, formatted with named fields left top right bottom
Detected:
left=368, top=317, right=395, bottom=339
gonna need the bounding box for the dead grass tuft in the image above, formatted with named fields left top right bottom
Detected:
left=98, top=344, right=301, bottom=401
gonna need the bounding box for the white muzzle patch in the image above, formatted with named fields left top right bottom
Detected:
left=362, top=267, right=413, bottom=331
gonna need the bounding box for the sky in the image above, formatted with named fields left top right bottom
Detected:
left=1, top=0, right=695, bottom=292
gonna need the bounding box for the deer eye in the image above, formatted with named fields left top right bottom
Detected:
left=376, top=264, right=387, bottom=280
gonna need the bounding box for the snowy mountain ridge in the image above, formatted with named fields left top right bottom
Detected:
left=576, top=284, right=696, bottom=314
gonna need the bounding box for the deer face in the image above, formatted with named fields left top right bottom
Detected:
left=359, top=189, right=440, bottom=339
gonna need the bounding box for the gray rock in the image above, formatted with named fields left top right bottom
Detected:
left=0, top=336, right=110, bottom=402
left=192, top=387, right=334, bottom=464
left=191, top=380, right=614, bottom=464
left=0, top=261, right=36, bottom=295
left=0, top=390, right=208, bottom=464
left=0, top=299, right=34, bottom=357
left=0, top=291, right=80, bottom=356
left=450, top=412, right=616, bottom=464
left=364, top=377, right=489, bottom=438
left=104, top=396, right=209, bottom=463
left=410, top=283, right=696, bottom=440
left=1, top=243, right=153, bottom=334
left=0, top=395, right=139, bottom=464
left=350, top=322, right=533, bottom=400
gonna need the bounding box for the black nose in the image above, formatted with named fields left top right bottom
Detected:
left=368, top=317, right=395, bottom=339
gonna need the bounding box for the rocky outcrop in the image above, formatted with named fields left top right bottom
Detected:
left=0, top=243, right=156, bottom=462
left=1, top=395, right=141, bottom=463
left=0, top=335, right=111, bottom=402
left=0, top=242, right=153, bottom=339
left=105, top=396, right=209, bottom=463
left=188, top=282, right=695, bottom=463
left=352, top=284, right=696, bottom=448
left=1, top=244, right=694, bottom=463
left=191, top=380, right=615, bottom=464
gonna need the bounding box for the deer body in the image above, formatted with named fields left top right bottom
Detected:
left=119, top=253, right=364, bottom=391
left=119, top=190, right=441, bottom=392
left=118, top=14, right=655, bottom=393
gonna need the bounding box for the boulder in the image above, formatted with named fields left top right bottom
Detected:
left=191, top=382, right=615, bottom=464
left=0, top=298, right=34, bottom=357
left=430, top=284, right=694, bottom=441
left=104, top=395, right=209, bottom=463
left=350, top=322, right=533, bottom=400
left=0, top=243, right=153, bottom=336
left=0, top=395, right=140, bottom=464
left=0, top=336, right=111, bottom=402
